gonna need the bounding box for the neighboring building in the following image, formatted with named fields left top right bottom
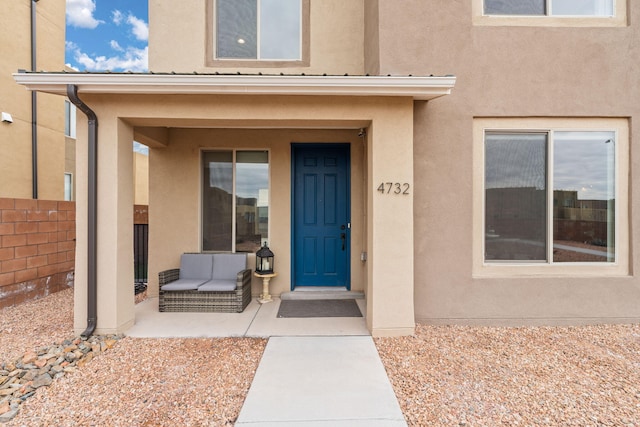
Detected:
left=15, top=0, right=640, bottom=336
left=1, top=1, right=71, bottom=201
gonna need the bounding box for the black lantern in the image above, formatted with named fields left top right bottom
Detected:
left=256, top=242, right=274, bottom=274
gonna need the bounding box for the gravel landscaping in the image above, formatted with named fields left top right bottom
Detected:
left=376, top=324, right=640, bottom=427
left=1, top=290, right=265, bottom=426
left=2, top=289, right=640, bottom=426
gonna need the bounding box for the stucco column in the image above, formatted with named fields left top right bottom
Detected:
left=366, top=111, right=415, bottom=337
left=74, top=114, right=134, bottom=335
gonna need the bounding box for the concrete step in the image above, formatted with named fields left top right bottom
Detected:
left=281, top=287, right=365, bottom=300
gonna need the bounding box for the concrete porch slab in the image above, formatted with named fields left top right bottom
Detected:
left=125, top=297, right=261, bottom=338
left=126, top=297, right=369, bottom=338
left=246, top=298, right=369, bottom=337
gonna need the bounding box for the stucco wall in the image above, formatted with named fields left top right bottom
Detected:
left=376, top=0, right=640, bottom=324
left=133, top=152, right=149, bottom=205
left=0, top=1, right=66, bottom=200
left=149, top=128, right=367, bottom=299
left=149, top=0, right=365, bottom=75
left=71, top=92, right=415, bottom=336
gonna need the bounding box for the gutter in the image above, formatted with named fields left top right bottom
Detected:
left=67, top=84, right=98, bottom=339
left=30, top=0, right=39, bottom=199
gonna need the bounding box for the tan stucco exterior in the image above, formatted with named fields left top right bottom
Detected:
left=133, top=152, right=149, bottom=205
left=150, top=0, right=365, bottom=75
left=15, top=0, right=640, bottom=337
left=0, top=1, right=67, bottom=200
left=376, top=0, right=640, bottom=324
left=69, top=92, right=416, bottom=336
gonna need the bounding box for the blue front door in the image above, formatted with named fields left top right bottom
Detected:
left=292, top=144, right=350, bottom=288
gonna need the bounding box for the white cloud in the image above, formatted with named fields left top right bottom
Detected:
left=127, top=15, right=149, bottom=41
left=65, top=63, right=80, bottom=72
left=72, top=46, right=148, bottom=73
left=110, top=40, right=124, bottom=52
left=66, top=0, right=103, bottom=29
left=112, top=10, right=124, bottom=25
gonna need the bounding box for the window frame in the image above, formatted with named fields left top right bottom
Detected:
left=64, top=100, right=76, bottom=139
left=473, top=118, right=629, bottom=277
left=64, top=172, right=73, bottom=201
left=206, top=0, right=310, bottom=68
left=473, top=0, right=627, bottom=27
left=200, top=148, right=270, bottom=253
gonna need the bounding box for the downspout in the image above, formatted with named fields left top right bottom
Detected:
left=67, top=84, right=98, bottom=339
left=31, top=0, right=39, bottom=199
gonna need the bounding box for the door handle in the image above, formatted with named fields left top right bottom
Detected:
left=340, top=232, right=346, bottom=251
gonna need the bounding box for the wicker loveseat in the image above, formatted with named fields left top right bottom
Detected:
left=158, top=253, right=252, bottom=313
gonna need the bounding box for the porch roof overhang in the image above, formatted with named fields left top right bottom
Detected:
left=13, top=71, right=456, bottom=101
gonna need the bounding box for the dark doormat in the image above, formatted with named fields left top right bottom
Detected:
left=277, top=299, right=363, bottom=318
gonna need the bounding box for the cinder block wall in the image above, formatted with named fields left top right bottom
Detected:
left=0, top=198, right=75, bottom=308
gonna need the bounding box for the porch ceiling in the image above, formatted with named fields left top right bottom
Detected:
left=13, top=72, right=456, bottom=101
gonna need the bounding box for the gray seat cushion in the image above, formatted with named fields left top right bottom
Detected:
left=180, top=254, right=214, bottom=280
left=212, top=253, right=247, bottom=280
left=198, top=279, right=237, bottom=292
left=161, top=278, right=208, bottom=291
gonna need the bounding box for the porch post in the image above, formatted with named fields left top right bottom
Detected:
left=73, top=114, right=135, bottom=335
left=366, top=109, right=416, bottom=337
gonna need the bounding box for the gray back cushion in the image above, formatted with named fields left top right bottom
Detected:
left=212, top=253, right=247, bottom=280
left=179, top=254, right=213, bottom=279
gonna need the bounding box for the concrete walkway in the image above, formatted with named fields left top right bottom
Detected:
left=235, top=336, right=407, bottom=426
left=126, top=297, right=408, bottom=426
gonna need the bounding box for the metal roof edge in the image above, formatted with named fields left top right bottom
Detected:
left=13, top=71, right=456, bottom=101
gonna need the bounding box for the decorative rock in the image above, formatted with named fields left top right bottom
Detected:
left=20, top=371, right=34, bottom=382
left=0, top=408, right=18, bottom=423
left=34, top=358, right=48, bottom=369
left=32, top=374, right=52, bottom=389
left=0, top=334, right=123, bottom=420
left=21, top=352, right=37, bottom=365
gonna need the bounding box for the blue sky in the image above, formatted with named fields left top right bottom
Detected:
left=65, top=0, right=149, bottom=72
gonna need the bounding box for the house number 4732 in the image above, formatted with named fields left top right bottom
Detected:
left=377, top=182, right=410, bottom=195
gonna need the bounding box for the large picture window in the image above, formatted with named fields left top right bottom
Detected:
left=485, top=131, right=615, bottom=263
left=202, top=150, right=269, bottom=253
left=473, top=118, right=629, bottom=277
left=216, top=0, right=302, bottom=60
left=484, top=0, right=614, bottom=16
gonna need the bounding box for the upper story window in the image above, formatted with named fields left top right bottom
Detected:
left=484, top=0, right=613, bottom=16
left=474, top=0, right=626, bottom=26
left=209, top=0, right=309, bottom=66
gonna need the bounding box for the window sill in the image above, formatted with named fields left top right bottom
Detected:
left=206, top=58, right=310, bottom=68
left=473, top=262, right=629, bottom=278
left=473, top=15, right=627, bottom=27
